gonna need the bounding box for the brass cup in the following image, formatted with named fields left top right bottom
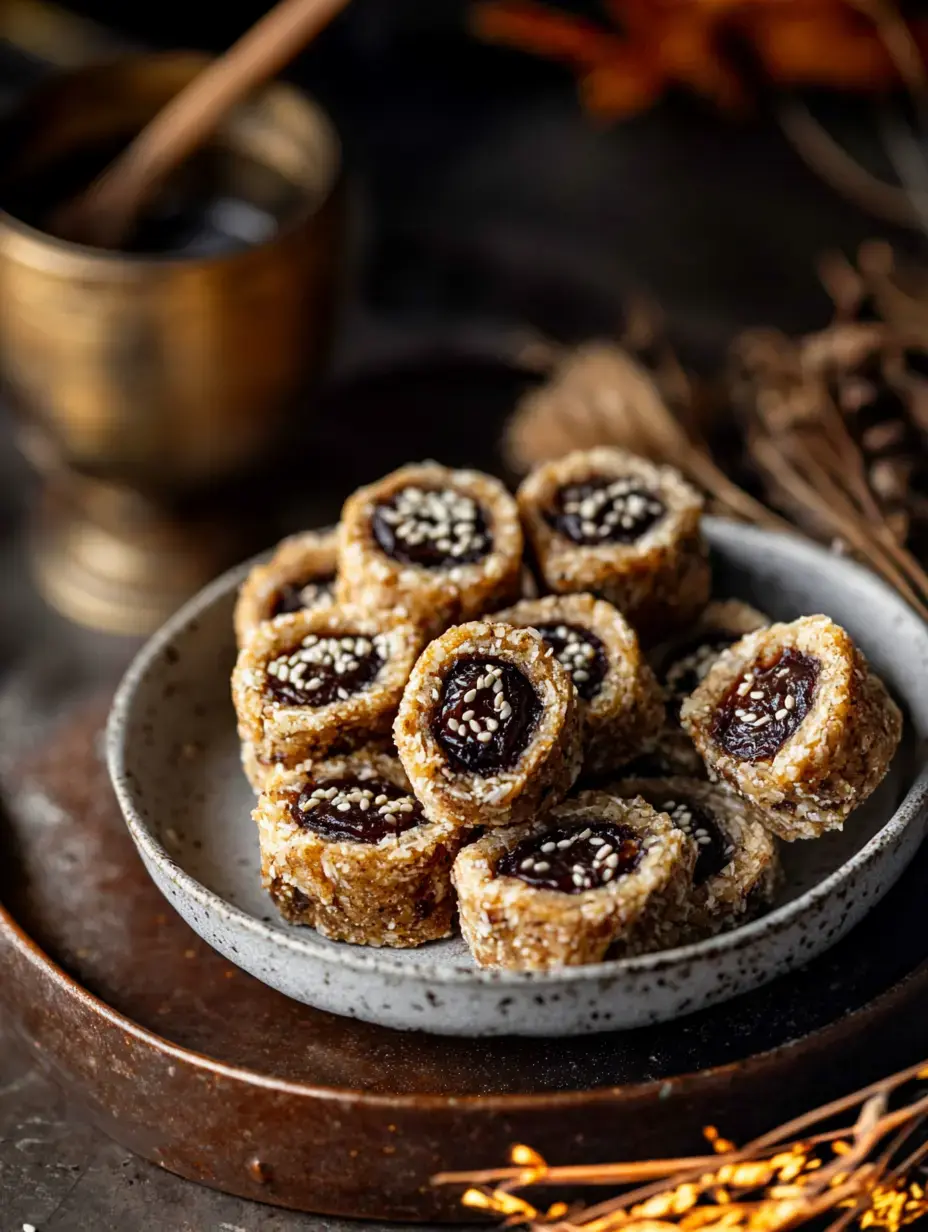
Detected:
left=0, top=52, right=343, bottom=634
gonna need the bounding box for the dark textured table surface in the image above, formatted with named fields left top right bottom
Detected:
left=1, top=3, right=927, bottom=1227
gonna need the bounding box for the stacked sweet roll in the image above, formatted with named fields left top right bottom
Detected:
left=231, top=451, right=902, bottom=970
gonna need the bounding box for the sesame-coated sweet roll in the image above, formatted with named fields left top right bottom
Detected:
left=681, top=615, right=902, bottom=839
left=517, top=447, right=710, bottom=641
left=233, top=604, right=422, bottom=770
left=614, top=778, right=781, bottom=941
left=653, top=599, right=770, bottom=719
left=493, top=593, right=664, bottom=775
left=452, top=791, right=695, bottom=969
left=255, top=752, right=463, bottom=946
left=394, top=621, right=582, bottom=830
left=338, top=462, right=523, bottom=634
left=234, top=529, right=338, bottom=648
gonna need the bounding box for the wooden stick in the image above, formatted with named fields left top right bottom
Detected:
left=53, top=0, right=350, bottom=248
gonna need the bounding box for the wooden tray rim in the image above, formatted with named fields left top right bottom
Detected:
left=4, top=890, right=928, bottom=1110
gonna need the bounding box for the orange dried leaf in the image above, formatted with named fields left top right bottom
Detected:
left=581, top=61, right=664, bottom=119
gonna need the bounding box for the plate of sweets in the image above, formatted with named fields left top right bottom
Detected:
left=108, top=448, right=927, bottom=1036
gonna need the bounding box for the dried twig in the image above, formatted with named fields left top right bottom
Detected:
left=729, top=327, right=928, bottom=622
left=433, top=1060, right=928, bottom=1232
left=504, top=340, right=791, bottom=535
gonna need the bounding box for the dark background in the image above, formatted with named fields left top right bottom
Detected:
left=46, top=0, right=924, bottom=379
left=1, top=6, right=927, bottom=1229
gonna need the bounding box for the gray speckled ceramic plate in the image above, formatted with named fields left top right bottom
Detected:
left=107, top=519, right=928, bottom=1037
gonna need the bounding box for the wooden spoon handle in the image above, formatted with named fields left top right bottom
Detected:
left=55, top=0, right=350, bottom=248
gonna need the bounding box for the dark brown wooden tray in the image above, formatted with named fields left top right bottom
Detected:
left=1, top=696, right=928, bottom=1221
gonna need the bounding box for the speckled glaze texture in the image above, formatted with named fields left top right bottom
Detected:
left=108, top=520, right=928, bottom=1037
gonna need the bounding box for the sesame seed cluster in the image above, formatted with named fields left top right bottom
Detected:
left=540, top=624, right=601, bottom=690
left=266, top=632, right=387, bottom=706
left=372, top=485, right=490, bottom=565
left=550, top=477, right=665, bottom=545
left=234, top=450, right=902, bottom=962
left=500, top=823, right=640, bottom=892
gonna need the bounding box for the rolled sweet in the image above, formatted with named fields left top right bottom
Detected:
left=492, top=593, right=664, bottom=775
left=394, top=621, right=582, bottom=830
left=337, top=462, right=523, bottom=634
left=232, top=604, right=422, bottom=770
left=255, top=751, right=462, bottom=946
left=653, top=599, right=769, bottom=719
left=681, top=615, right=903, bottom=839
left=516, top=446, right=710, bottom=641
left=452, top=791, right=695, bottom=969
left=234, top=529, right=338, bottom=648
left=613, top=777, right=781, bottom=941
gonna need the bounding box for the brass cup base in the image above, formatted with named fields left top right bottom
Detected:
left=32, top=478, right=263, bottom=637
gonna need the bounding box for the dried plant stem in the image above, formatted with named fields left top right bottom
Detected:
left=433, top=1156, right=716, bottom=1188
left=434, top=1057, right=928, bottom=1232
left=752, top=437, right=928, bottom=620
left=681, top=450, right=794, bottom=534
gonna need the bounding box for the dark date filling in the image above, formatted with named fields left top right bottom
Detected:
left=269, top=573, right=335, bottom=618
left=533, top=622, right=608, bottom=701
left=433, top=657, right=540, bottom=775
left=266, top=633, right=385, bottom=707
left=496, top=822, right=641, bottom=893
left=546, top=476, right=665, bottom=546
left=712, top=647, right=820, bottom=762
left=660, top=798, right=733, bottom=885
left=663, top=631, right=739, bottom=716
left=292, top=776, right=423, bottom=842
left=372, top=485, right=491, bottom=568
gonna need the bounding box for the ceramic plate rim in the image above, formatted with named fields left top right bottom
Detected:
left=107, top=518, right=928, bottom=987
